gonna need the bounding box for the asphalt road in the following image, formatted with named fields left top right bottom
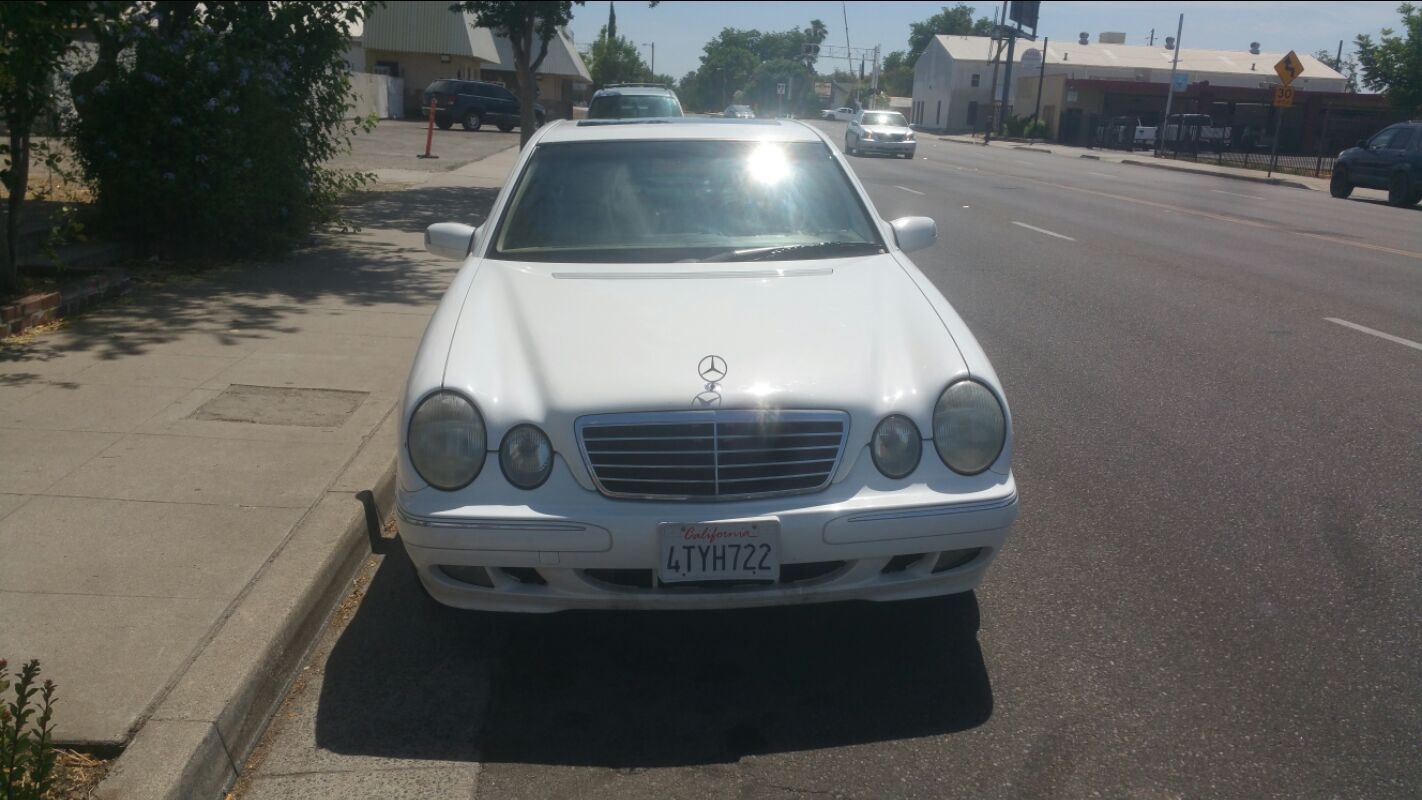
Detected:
left=237, top=122, right=1422, bottom=799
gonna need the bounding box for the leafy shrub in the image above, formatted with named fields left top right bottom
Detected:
left=68, top=2, right=373, bottom=257
left=1022, top=119, right=1050, bottom=139
left=1, top=659, right=58, bottom=800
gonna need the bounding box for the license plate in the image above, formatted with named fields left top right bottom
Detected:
left=657, top=521, right=780, bottom=583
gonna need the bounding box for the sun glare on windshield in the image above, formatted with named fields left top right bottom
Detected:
left=746, top=144, right=792, bottom=185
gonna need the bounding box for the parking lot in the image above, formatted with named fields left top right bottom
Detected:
left=229, top=120, right=1422, bottom=800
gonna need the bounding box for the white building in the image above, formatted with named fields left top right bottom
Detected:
left=911, top=34, right=1347, bottom=135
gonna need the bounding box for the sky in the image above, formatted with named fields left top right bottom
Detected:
left=566, top=1, right=1403, bottom=80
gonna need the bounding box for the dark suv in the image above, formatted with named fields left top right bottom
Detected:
left=1331, top=120, right=1422, bottom=207
left=421, top=79, right=545, bottom=132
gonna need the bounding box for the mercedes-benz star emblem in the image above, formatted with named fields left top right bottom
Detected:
left=698, top=355, right=727, bottom=383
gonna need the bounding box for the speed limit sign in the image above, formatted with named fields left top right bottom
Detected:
left=1273, top=85, right=1294, bottom=108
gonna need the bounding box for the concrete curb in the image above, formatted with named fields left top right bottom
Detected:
left=94, top=411, right=399, bottom=800
left=1079, top=154, right=1101, bottom=160
left=1012, top=146, right=1053, bottom=154
left=1119, top=158, right=1317, bottom=191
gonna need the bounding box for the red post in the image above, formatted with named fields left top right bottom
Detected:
left=418, top=99, right=439, bottom=159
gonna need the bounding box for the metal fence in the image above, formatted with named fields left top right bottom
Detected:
left=1159, top=135, right=1336, bottom=178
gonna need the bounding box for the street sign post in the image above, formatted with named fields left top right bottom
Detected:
left=1268, top=53, right=1303, bottom=177
left=1274, top=51, right=1304, bottom=86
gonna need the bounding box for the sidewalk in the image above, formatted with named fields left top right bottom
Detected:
left=0, top=142, right=519, bottom=775
left=937, top=133, right=1340, bottom=192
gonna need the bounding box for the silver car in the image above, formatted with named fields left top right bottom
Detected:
left=845, top=110, right=916, bottom=158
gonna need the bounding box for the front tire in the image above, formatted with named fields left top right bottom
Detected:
left=462, top=111, right=483, bottom=131
left=1330, top=168, right=1353, bottom=199
left=497, top=121, right=515, bottom=133
left=435, top=117, right=453, bottom=131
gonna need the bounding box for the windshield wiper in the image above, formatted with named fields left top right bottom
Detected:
left=700, top=241, right=883, bottom=263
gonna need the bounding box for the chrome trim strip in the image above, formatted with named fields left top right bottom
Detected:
left=552, top=268, right=835, bottom=280
left=575, top=409, right=851, bottom=502
left=397, top=507, right=589, bottom=532
left=844, top=493, right=1018, bottom=524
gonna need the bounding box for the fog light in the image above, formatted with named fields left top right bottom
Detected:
left=439, top=564, right=493, bottom=587
left=931, top=548, right=982, bottom=573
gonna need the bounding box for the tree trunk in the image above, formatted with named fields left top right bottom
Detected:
left=517, top=29, right=538, bottom=147
left=1, top=127, right=29, bottom=294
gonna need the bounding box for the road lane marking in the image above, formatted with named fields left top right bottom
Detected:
left=1087, top=171, right=1113, bottom=178
left=1325, top=318, right=1422, bottom=353
left=1012, top=221, right=1076, bottom=241
left=1211, top=189, right=1265, bottom=200
left=894, top=185, right=925, bottom=195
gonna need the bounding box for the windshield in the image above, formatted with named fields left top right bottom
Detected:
left=588, top=94, right=683, bottom=119
left=862, top=112, right=907, bottom=126
left=492, top=140, right=884, bottom=263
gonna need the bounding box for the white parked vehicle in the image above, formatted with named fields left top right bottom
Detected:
left=1159, top=113, right=1230, bottom=145
left=845, top=110, right=916, bottom=158
left=822, top=106, right=856, bottom=121
left=401, top=118, right=1018, bottom=612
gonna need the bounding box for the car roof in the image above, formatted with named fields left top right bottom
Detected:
left=593, top=85, right=676, bottom=97
left=540, top=118, right=825, bottom=144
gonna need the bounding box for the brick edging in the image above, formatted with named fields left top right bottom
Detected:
left=1, top=270, right=130, bottom=337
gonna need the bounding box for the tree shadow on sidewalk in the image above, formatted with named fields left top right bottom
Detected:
left=0, top=186, right=498, bottom=384
left=314, top=541, right=994, bottom=768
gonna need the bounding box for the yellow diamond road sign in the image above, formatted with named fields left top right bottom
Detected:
left=1274, top=50, right=1304, bottom=86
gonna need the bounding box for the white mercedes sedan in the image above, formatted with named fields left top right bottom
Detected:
left=398, top=118, right=1018, bottom=612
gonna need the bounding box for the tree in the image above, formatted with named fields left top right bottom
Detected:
left=0, top=2, right=92, bottom=293
left=1313, top=49, right=1359, bottom=93
left=908, top=3, right=994, bottom=66
left=1354, top=3, right=1422, bottom=115
left=454, top=1, right=584, bottom=145
left=586, top=24, right=651, bottom=89
left=880, top=50, right=913, bottom=97
left=745, top=59, right=816, bottom=116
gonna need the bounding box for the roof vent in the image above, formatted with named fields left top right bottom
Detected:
left=1098, top=31, right=1126, bottom=44
left=1164, top=36, right=1176, bottom=50
left=1078, top=31, right=1089, bottom=45
left=1249, top=42, right=1261, bottom=55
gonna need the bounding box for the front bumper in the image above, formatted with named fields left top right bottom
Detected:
left=396, top=455, right=1017, bottom=613
left=857, top=139, right=916, bottom=155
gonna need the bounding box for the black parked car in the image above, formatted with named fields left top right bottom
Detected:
left=421, top=79, right=545, bottom=132
left=1331, top=120, right=1422, bottom=207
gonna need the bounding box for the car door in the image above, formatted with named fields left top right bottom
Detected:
left=491, top=85, right=521, bottom=124
left=1381, top=127, right=1415, bottom=184
left=1353, top=127, right=1397, bottom=187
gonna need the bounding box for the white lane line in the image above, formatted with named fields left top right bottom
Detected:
left=1087, top=171, right=1113, bottom=178
left=1324, top=317, right=1422, bottom=353
left=1011, top=221, right=1076, bottom=241
left=1211, top=188, right=1265, bottom=200
left=894, top=185, right=925, bottom=195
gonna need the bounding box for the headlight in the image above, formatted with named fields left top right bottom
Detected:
left=932, top=380, right=1006, bottom=475
left=871, top=414, right=922, bottom=479
left=500, top=424, right=553, bottom=489
left=407, top=391, right=486, bottom=490
left=861, top=132, right=874, bottom=140
left=906, top=131, right=916, bottom=141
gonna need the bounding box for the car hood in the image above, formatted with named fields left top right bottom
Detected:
left=441, top=254, right=968, bottom=483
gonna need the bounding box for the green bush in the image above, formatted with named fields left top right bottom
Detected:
left=68, top=2, right=373, bottom=257
left=1, top=659, right=58, bottom=800
left=1022, top=119, right=1050, bottom=139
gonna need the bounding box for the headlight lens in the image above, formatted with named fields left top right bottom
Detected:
left=500, top=424, right=553, bottom=489
left=933, top=380, right=1006, bottom=475
left=871, top=414, right=922, bottom=479
left=407, top=391, right=485, bottom=490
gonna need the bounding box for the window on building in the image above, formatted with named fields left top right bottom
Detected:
left=967, top=101, right=978, bottom=125
left=971, top=73, right=981, bottom=88
left=374, top=60, right=400, bottom=77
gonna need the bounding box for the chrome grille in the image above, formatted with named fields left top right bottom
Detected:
left=576, top=410, right=849, bottom=501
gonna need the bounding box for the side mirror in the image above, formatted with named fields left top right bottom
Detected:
left=424, top=222, right=478, bottom=260
left=889, top=216, right=936, bottom=254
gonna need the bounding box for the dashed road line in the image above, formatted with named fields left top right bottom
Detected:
left=1325, top=318, right=1422, bottom=353
left=1012, top=221, right=1076, bottom=241
left=1211, top=188, right=1266, bottom=200
left=894, top=185, right=925, bottom=195
left=1087, top=171, right=1114, bottom=178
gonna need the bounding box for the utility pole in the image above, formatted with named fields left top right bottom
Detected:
left=998, top=28, right=1018, bottom=136
left=1155, top=13, right=1184, bottom=157
left=1148, top=28, right=1155, bottom=46
left=984, top=2, right=1006, bottom=141
left=841, top=0, right=855, bottom=106
left=1032, top=36, right=1048, bottom=124
left=870, top=45, right=881, bottom=107
left=642, top=42, right=655, bottom=76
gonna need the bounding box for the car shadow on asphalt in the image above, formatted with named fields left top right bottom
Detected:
left=314, top=541, right=994, bottom=768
